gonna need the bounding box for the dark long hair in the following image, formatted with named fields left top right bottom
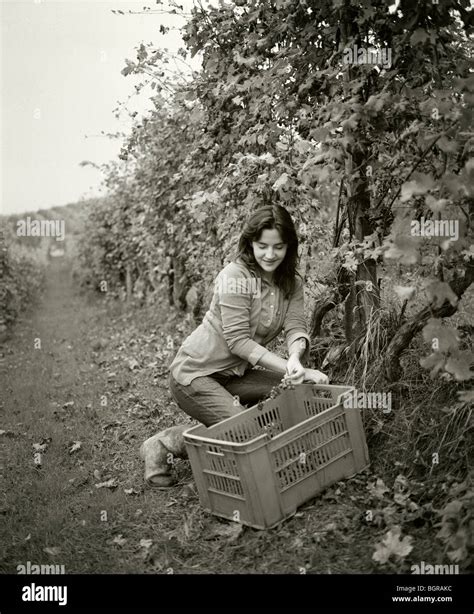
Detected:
left=236, top=205, right=299, bottom=298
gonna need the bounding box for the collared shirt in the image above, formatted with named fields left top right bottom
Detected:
left=169, top=258, right=311, bottom=386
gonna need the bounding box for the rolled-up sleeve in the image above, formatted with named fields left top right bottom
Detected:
left=284, top=277, right=311, bottom=363
left=218, top=268, right=269, bottom=366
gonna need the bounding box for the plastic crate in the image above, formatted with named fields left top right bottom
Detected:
left=183, top=383, right=370, bottom=529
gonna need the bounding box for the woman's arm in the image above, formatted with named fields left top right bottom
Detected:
left=284, top=278, right=329, bottom=384
left=218, top=265, right=271, bottom=366
left=255, top=350, right=289, bottom=376
left=289, top=337, right=308, bottom=359
left=283, top=277, right=311, bottom=364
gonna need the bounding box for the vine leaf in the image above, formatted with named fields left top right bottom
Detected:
left=458, top=389, right=474, bottom=402
left=393, top=286, right=416, bottom=301
left=421, top=319, right=459, bottom=353
left=445, top=352, right=474, bottom=381
left=424, top=281, right=459, bottom=309
left=367, top=477, right=390, bottom=499
left=272, top=172, right=289, bottom=191
left=400, top=172, right=435, bottom=202
left=420, top=352, right=446, bottom=378
left=384, top=235, right=420, bottom=264
left=372, top=526, right=414, bottom=565
left=425, top=194, right=448, bottom=213
left=437, top=136, right=459, bottom=154
left=410, top=29, right=429, bottom=45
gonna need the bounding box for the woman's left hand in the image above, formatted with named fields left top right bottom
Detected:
left=285, top=354, right=306, bottom=384
left=303, top=368, right=329, bottom=385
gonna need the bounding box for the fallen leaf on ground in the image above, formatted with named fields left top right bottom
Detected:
left=291, top=537, right=304, bottom=549
left=124, top=488, right=139, bottom=495
left=69, top=441, right=82, bottom=454
left=33, top=442, right=48, bottom=453
left=111, top=535, right=127, bottom=547
left=139, top=539, right=153, bottom=550
left=367, top=478, right=390, bottom=499
left=128, top=358, right=139, bottom=370
left=372, top=525, right=414, bottom=565
left=393, top=474, right=412, bottom=507
left=43, top=547, right=61, bottom=556
left=95, top=478, right=118, bottom=489
left=0, top=429, right=16, bottom=438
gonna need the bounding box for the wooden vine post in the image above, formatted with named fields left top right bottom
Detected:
left=339, top=2, right=380, bottom=346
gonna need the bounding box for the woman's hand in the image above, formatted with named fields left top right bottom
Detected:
left=285, top=354, right=306, bottom=384
left=303, top=368, right=329, bottom=385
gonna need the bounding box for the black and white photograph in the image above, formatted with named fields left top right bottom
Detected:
left=0, top=0, right=472, bottom=610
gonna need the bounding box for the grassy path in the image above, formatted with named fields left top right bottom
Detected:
left=0, top=260, right=438, bottom=574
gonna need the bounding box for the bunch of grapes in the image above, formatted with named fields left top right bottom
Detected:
left=269, top=379, right=296, bottom=398
left=258, top=378, right=296, bottom=411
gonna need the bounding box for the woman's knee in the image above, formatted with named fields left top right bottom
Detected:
left=169, top=374, right=242, bottom=427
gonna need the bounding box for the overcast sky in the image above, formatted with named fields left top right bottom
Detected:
left=1, top=0, right=196, bottom=215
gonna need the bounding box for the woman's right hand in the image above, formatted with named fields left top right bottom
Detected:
left=303, top=368, right=329, bottom=385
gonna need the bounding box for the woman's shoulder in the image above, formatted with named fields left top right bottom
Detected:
left=288, top=272, right=304, bottom=298
left=219, top=258, right=255, bottom=280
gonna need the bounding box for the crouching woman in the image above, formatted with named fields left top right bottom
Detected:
left=140, top=204, right=328, bottom=486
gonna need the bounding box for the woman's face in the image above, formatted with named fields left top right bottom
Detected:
left=252, top=228, right=288, bottom=277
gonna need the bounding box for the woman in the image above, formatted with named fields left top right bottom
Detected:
left=140, top=204, right=329, bottom=487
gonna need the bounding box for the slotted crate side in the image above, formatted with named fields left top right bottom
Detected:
left=185, top=440, right=213, bottom=511
left=202, top=445, right=283, bottom=529
left=251, top=401, right=287, bottom=437
left=184, top=432, right=244, bottom=503
left=186, top=440, right=252, bottom=523
left=184, top=432, right=282, bottom=528
left=205, top=448, right=239, bottom=476
left=268, top=401, right=369, bottom=515
left=205, top=490, right=249, bottom=525
left=303, top=396, right=333, bottom=417
left=301, top=384, right=355, bottom=418
left=271, top=412, right=351, bottom=490
left=231, top=443, right=286, bottom=529
left=205, top=469, right=245, bottom=497
left=270, top=409, right=350, bottom=488
left=279, top=453, right=358, bottom=516
left=259, top=389, right=308, bottom=429
left=275, top=420, right=360, bottom=516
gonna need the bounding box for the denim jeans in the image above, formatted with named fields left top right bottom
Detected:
left=169, top=368, right=284, bottom=427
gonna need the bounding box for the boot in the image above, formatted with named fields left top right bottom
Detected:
left=139, top=424, right=190, bottom=488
